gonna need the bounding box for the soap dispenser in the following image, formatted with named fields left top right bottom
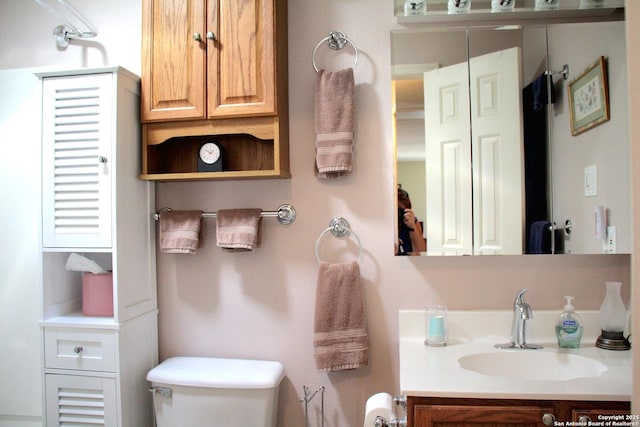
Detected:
left=555, top=296, right=584, bottom=348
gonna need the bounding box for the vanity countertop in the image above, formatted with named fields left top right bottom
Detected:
left=399, top=310, right=631, bottom=401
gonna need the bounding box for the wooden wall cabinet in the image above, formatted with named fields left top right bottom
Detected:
left=407, top=397, right=630, bottom=427
left=140, top=0, right=289, bottom=181
left=38, top=67, right=158, bottom=427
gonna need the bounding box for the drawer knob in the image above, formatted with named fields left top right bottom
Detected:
left=542, top=413, right=556, bottom=426
left=73, top=345, right=83, bottom=355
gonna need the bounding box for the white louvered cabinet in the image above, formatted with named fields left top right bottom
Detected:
left=38, top=67, right=158, bottom=427
left=41, top=72, right=113, bottom=249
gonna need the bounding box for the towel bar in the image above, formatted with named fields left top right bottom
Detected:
left=154, top=204, right=296, bottom=225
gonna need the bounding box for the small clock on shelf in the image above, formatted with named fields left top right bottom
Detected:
left=197, top=141, right=223, bottom=172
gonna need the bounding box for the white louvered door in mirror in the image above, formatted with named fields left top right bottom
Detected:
left=42, top=73, right=113, bottom=249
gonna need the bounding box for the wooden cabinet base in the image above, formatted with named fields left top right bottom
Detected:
left=408, top=397, right=630, bottom=427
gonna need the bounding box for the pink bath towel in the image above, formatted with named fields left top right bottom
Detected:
left=313, top=261, right=368, bottom=372
left=314, top=68, right=355, bottom=179
left=159, top=210, right=203, bottom=254
left=216, top=209, right=262, bottom=252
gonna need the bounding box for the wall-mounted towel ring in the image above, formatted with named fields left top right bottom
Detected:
left=312, top=31, right=359, bottom=72
left=315, top=217, right=362, bottom=263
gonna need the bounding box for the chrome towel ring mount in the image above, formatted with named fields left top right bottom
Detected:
left=312, top=31, right=359, bottom=72
left=315, top=217, right=362, bottom=263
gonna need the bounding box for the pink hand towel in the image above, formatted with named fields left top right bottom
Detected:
left=159, top=210, right=203, bottom=254
left=216, top=209, right=262, bottom=252
left=314, top=261, right=368, bottom=372
left=314, top=68, right=355, bottom=179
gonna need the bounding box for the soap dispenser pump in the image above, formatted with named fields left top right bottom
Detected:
left=555, top=296, right=584, bottom=348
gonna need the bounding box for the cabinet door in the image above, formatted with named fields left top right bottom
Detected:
left=415, top=404, right=553, bottom=427
left=46, top=374, right=118, bottom=426
left=141, top=0, right=207, bottom=122
left=42, top=74, right=113, bottom=249
left=207, top=0, right=277, bottom=117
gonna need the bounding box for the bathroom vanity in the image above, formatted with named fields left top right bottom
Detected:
left=399, top=310, right=631, bottom=426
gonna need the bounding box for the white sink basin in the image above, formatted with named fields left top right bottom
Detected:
left=400, top=310, right=631, bottom=400
left=458, top=351, right=608, bottom=381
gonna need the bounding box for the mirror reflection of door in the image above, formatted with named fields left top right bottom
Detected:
left=424, top=62, right=472, bottom=255
left=424, top=47, right=523, bottom=255
left=470, top=47, right=524, bottom=255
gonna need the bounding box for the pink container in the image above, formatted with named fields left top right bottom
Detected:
left=82, top=272, right=114, bottom=316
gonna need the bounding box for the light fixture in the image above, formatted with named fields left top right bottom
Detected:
left=34, top=0, right=98, bottom=48
left=595, top=281, right=631, bottom=350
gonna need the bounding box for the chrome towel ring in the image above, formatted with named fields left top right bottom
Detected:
left=312, top=31, right=359, bottom=72
left=315, top=217, right=362, bottom=263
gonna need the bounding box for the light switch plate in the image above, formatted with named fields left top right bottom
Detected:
left=584, top=164, right=597, bottom=197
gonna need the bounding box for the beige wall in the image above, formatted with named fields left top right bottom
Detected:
left=625, top=0, right=639, bottom=416
left=0, top=0, right=635, bottom=425
left=548, top=21, right=631, bottom=254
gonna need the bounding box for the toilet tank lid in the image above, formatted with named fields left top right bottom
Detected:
left=146, top=357, right=285, bottom=389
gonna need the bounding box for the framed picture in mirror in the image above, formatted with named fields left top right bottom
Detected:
left=568, top=56, right=610, bottom=136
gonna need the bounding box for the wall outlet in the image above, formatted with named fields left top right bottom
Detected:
left=603, top=225, right=616, bottom=253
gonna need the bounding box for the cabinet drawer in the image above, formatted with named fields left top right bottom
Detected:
left=45, top=328, right=116, bottom=372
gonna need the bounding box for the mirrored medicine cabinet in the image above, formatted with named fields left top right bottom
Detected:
left=392, top=0, right=629, bottom=256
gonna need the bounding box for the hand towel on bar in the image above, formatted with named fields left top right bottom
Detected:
left=159, top=210, right=203, bottom=254
left=314, top=261, right=368, bottom=372
left=216, top=209, right=262, bottom=252
left=314, top=68, right=355, bottom=179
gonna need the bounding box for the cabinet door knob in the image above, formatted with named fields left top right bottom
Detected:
left=73, top=345, right=83, bottom=355
left=98, top=156, right=108, bottom=164
left=193, top=32, right=203, bottom=42
left=541, top=413, right=556, bottom=426
left=206, top=31, right=217, bottom=41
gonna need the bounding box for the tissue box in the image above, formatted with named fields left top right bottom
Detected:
left=82, top=272, right=114, bottom=316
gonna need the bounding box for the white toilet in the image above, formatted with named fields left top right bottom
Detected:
left=147, top=356, right=285, bottom=427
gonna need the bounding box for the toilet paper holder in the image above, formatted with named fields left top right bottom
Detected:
left=374, top=396, right=407, bottom=427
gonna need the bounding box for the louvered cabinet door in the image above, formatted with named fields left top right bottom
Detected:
left=41, top=74, right=113, bottom=249
left=45, top=374, right=118, bottom=426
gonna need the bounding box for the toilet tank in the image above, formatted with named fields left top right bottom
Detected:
left=147, top=357, right=285, bottom=427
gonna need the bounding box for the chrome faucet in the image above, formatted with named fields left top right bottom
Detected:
left=495, top=289, right=542, bottom=350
